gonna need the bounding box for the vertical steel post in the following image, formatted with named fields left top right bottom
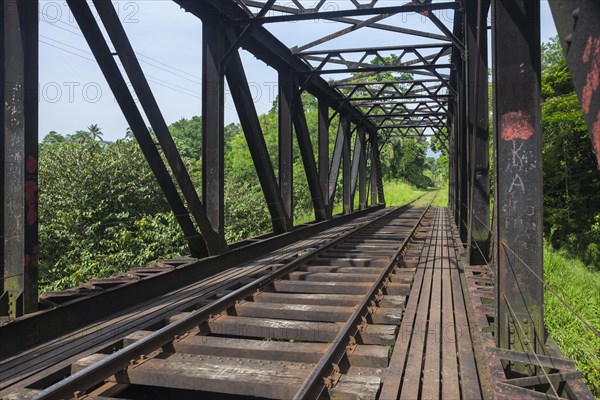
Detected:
left=328, top=114, right=350, bottom=213
left=1, top=0, right=38, bottom=317
left=358, top=127, right=367, bottom=210
left=223, top=32, right=291, bottom=233
left=493, top=0, right=544, bottom=359
left=466, top=0, right=491, bottom=265
left=342, top=120, right=352, bottom=214
left=67, top=0, right=209, bottom=257
left=457, top=12, right=469, bottom=244
left=292, top=92, right=327, bottom=221
left=279, top=71, right=294, bottom=222
left=202, top=19, right=226, bottom=238
left=370, top=134, right=378, bottom=206
left=318, top=98, right=330, bottom=216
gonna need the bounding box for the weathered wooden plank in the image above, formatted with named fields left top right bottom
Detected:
left=359, top=324, right=397, bottom=345
left=125, top=353, right=311, bottom=399
left=379, top=295, right=406, bottom=308
left=274, top=280, right=371, bottom=294
left=371, top=308, right=403, bottom=325
left=422, top=215, right=443, bottom=400
left=254, top=292, right=360, bottom=307
left=235, top=302, right=353, bottom=322
left=385, top=282, right=411, bottom=296
left=441, top=217, right=461, bottom=400
left=289, top=272, right=376, bottom=283
left=124, top=331, right=328, bottom=363
left=307, top=258, right=388, bottom=267
left=298, top=266, right=384, bottom=274
left=450, top=234, right=483, bottom=400
left=347, top=345, right=389, bottom=368
left=379, top=211, right=433, bottom=400
left=207, top=316, right=340, bottom=342
left=328, top=374, right=381, bottom=400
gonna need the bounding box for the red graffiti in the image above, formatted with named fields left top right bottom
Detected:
left=593, top=110, right=600, bottom=166
left=25, top=155, right=37, bottom=174
left=500, top=111, right=534, bottom=141
left=582, top=36, right=600, bottom=114
left=25, top=180, right=38, bottom=225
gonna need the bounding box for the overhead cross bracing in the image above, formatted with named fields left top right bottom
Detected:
left=221, top=0, right=457, bottom=141
left=1, top=0, right=600, bottom=399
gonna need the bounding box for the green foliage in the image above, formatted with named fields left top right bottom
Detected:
left=38, top=139, right=184, bottom=291
left=381, top=138, right=433, bottom=188
left=544, top=246, right=600, bottom=396
left=541, top=36, right=600, bottom=267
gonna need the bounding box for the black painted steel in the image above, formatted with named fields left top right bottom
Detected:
left=1, top=0, right=39, bottom=317
left=466, top=0, right=491, bottom=265
left=66, top=0, right=209, bottom=258
left=93, top=0, right=227, bottom=255
left=492, top=0, right=545, bottom=359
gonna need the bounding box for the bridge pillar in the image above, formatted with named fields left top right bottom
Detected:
left=466, top=0, right=491, bottom=265
left=1, top=0, right=39, bottom=318
left=492, top=0, right=545, bottom=366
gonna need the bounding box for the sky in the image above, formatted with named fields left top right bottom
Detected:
left=38, top=0, right=560, bottom=142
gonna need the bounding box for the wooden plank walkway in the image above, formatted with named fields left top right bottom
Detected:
left=381, top=208, right=484, bottom=400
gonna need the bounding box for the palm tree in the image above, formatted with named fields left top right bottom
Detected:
left=88, top=124, right=104, bottom=142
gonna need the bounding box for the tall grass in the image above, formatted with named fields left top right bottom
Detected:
left=544, top=246, right=600, bottom=397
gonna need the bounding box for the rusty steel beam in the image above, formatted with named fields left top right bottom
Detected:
left=93, top=0, right=227, bottom=254
left=279, top=71, right=294, bottom=221
left=466, top=0, right=491, bottom=265
left=223, top=38, right=291, bottom=233
left=292, top=92, right=328, bottom=221
left=1, top=0, right=39, bottom=318
left=66, top=0, right=210, bottom=258
left=492, top=0, right=545, bottom=362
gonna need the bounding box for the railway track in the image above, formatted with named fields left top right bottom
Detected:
left=7, top=200, right=435, bottom=400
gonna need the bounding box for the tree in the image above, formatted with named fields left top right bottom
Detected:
left=541, top=36, right=600, bottom=266
left=38, top=137, right=185, bottom=291
left=87, top=124, right=104, bottom=142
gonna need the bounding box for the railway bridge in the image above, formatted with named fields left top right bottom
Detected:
left=1, top=0, right=599, bottom=399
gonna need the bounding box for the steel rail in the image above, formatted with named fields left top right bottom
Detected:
left=293, top=195, right=436, bottom=399
left=33, top=197, right=427, bottom=400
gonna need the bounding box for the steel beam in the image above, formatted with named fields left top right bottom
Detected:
left=292, top=93, right=327, bottom=221
left=1, top=0, right=39, bottom=317
left=466, top=0, right=491, bottom=265
left=374, top=135, right=386, bottom=205
left=202, top=19, right=226, bottom=239
left=66, top=0, right=209, bottom=258
left=328, top=115, right=350, bottom=213
left=492, top=0, right=544, bottom=361
left=241, top=0, right=449, bottom=43
left=279, top=71, right=294, bottom=221
left=174, top=0, right=378, bottom=133
left=93, top=0, right=227, bottom=254
left=318, top=98, right=330, bottom=216
left=548, top=0, right=600, bottom=167
left=224, top=38, right=291, bottom=233
left=343, top=121, right=353, bottom=214
left=237, top=2, right=461, bottom=24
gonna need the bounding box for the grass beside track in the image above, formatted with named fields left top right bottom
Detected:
left=544, top=247, right=600, bottom=397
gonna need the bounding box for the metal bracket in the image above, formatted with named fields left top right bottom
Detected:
left=323, top=363, right=341, bottom=389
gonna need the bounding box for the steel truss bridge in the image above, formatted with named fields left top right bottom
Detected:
left=1, top=0, right=599, bottom=399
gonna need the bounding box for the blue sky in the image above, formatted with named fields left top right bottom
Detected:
left=39, top=1, right=560, bottom=142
